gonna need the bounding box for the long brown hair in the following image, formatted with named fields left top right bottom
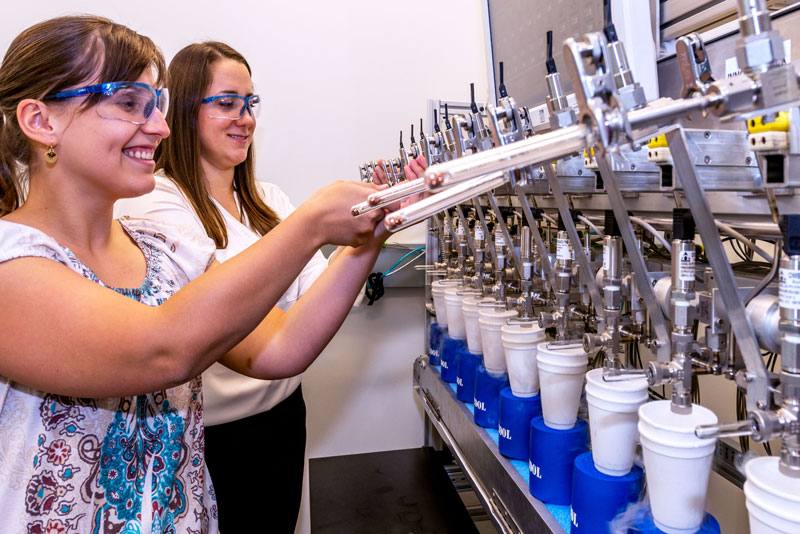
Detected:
left=156, top=42, right=279, bottom=248
left=0, top=15, right=165, bottom=216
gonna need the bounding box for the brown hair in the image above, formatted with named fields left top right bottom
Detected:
left=0, top=15, right=165, bottom=216
left=155, top=41, right=280, bottom=249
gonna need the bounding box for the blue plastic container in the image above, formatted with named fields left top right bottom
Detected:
left=440, top=335, right=464, bottom=383
left=473, top=365, right=509, bottom=428
left=628, top=507, right=720, bottom=534
left=456, top=348, right=481, bottom=403
left=570, top=452, right=644, bottom=533
left=498, top=388, right=542, bottom=460
left=529, top=416, right=589, bottom=505
left=428, top=322, right=443, bottom=365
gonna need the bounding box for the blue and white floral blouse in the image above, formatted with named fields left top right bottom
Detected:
left=0, top=217, right=218, bottom=534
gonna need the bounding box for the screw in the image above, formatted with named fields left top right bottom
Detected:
left=746, top=156, right=752, bottom=165
left=631, top=163, right=636, bottom=170
left=757, top=400, right=768, bottom=410
left=704, top=155, right=711, bottom=164
left=578, top=169, right=583, bottom=176
left=704, top=131, right=711, bottom=139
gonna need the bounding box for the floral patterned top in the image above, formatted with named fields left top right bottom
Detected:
left=0, top=218, right=218, bottom=534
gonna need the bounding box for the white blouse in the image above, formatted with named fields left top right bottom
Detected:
left=114, top=172, right=329, bottom=426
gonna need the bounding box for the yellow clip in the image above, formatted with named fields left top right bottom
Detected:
left=648, top=135, right=668, bottom=148
left=583, top=147, right=595, bottom=158
left=747, top=112, right=789, bottom=133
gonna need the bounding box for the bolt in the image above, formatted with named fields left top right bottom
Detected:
left=746, top=156, right=752, bottom=165
left=757, top=400, right=768, bottom=410
left=578, top=169, right=583, bottom=176
left=704, top=155, right=711, bottom=164
left=704, top=131, right=711, bottom=139
left=631, top=163, right=636, bottom=170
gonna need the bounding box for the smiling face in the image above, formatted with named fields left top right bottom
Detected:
left=56, top=68, right=170, bottom=201
left=197, top=58, right=255, bottom=179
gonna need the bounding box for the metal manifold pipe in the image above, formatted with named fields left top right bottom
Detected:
left=423, top=124, right=591, bottom=189
left=385, top=172, right=507, bottom=232
left=351, top=177, right=427, bottom=216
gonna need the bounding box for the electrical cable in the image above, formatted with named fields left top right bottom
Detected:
left=383, top=251, right=426, bottom=278
left=381, top=246, right=425, bottom=279
left=630, top=217, right=672, bottom=253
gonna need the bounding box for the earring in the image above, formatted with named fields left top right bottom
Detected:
left=45, top=144, right=57, bottom=164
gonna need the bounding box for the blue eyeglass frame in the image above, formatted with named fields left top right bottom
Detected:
left=201, top=94, right=261, bottom=119
left=43, top=81, right=168, bottom=123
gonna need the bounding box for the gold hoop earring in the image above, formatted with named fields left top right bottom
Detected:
left=45, top=145, right=57, bottom=164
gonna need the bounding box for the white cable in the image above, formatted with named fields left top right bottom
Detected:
left=630, top=217, right=672, bottom=253
left=383, top=251, right=426, bottom=278
left=577, top=215, right=605, bottom=239
left=715, top=221, right=774, bottom=263
left=541, top=213, right=558, bottom=227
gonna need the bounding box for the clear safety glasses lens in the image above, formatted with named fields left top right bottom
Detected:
left=203, top=94, right=261, bottom=120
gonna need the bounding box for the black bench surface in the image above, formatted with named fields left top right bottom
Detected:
left=310, top=447, right=480, bottom=534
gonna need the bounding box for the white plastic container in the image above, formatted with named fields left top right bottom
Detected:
left=536, top=342, right=588, bottom=429
left=462, top=296, right=486, bottom=353
left=431, top=279, right=459, bottom=328
left=744, top=456, right=800, bottom=534
left=638, top=401, right=718, bottom=534
left=585, top=368, right=648, bottom=476
left=478, top=307, right=518, bottom=377
left=500, top=323, right=546, bottom=397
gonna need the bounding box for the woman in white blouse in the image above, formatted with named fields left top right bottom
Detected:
left=115, top=41, right=426, bottom=531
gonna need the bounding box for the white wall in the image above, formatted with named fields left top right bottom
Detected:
left=2, top=3, right=490, bottom=533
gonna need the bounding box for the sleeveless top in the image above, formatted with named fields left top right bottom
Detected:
left=0, top=217, right=219, bottom=534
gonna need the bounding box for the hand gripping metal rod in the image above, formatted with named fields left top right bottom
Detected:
left=543, top=163, right=605, bottom=320
left=424, top=124, right=591, bottom=189
left=386, top=172, right=508, bottom=232
left=665, top=127, right=769, bottom=409
left=595, top=150, right=672, bottom=362
left=351, top=177, right=427, bottom=216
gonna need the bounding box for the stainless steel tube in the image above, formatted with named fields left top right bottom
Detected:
left=351, top=178, right=427, bottom=216
left=386, top=172, right=508, bottom=232
left=423, top=124, right=591, bottom=189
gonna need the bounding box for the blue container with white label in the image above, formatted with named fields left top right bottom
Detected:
left=628, top=507, right=719, bottom=534
left=529, top=416, right=588, bottom=505
left=428, top=322, right=443, bottom=365
left=440, top=335, right=464, bottom=383
left=498, top=388, right=542, bottom=460
left=570, top=452, right=643, bottom=534
left=473, top=365, right=509, bottom=428
left=456, top=348, right=481, bottom=403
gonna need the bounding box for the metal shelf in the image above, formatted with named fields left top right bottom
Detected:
left=413, top=356, right=568, bottom=534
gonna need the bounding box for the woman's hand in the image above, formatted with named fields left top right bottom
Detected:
left=371, top=155, right=429, bottom=212
left=301, top=180, right=385, bottom=248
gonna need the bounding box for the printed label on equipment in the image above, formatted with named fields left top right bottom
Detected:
left=474, top=398, right=486, bottom=411
left=780, top=268, right=800, bottom=310
left=529, top=461, right=541, bottom=479
left=499, top=425, right=511, bottom=439
left=495, top=231, right=505, bottom=248
left=679, top=250, right=695, bottom=282
left=557, top=238, right=571, bottom=260
left=603, top=244, right=610, bottom=272
left=475, top=226, right=483, bottom=241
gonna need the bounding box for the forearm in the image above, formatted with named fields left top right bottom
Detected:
left=160, top=208, right=327, bottom=378
left=228, top=239, right=383, bottom=378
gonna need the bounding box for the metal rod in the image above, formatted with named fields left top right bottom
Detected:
left=516, top=187, right=557, bottom=289
left=487, top=191, right=523, bottom=278
left=351, top=178, right=427, bottom=216
left=424, top=124, right=591, bottom=189
left=386, top=173, right=508, bottom=232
